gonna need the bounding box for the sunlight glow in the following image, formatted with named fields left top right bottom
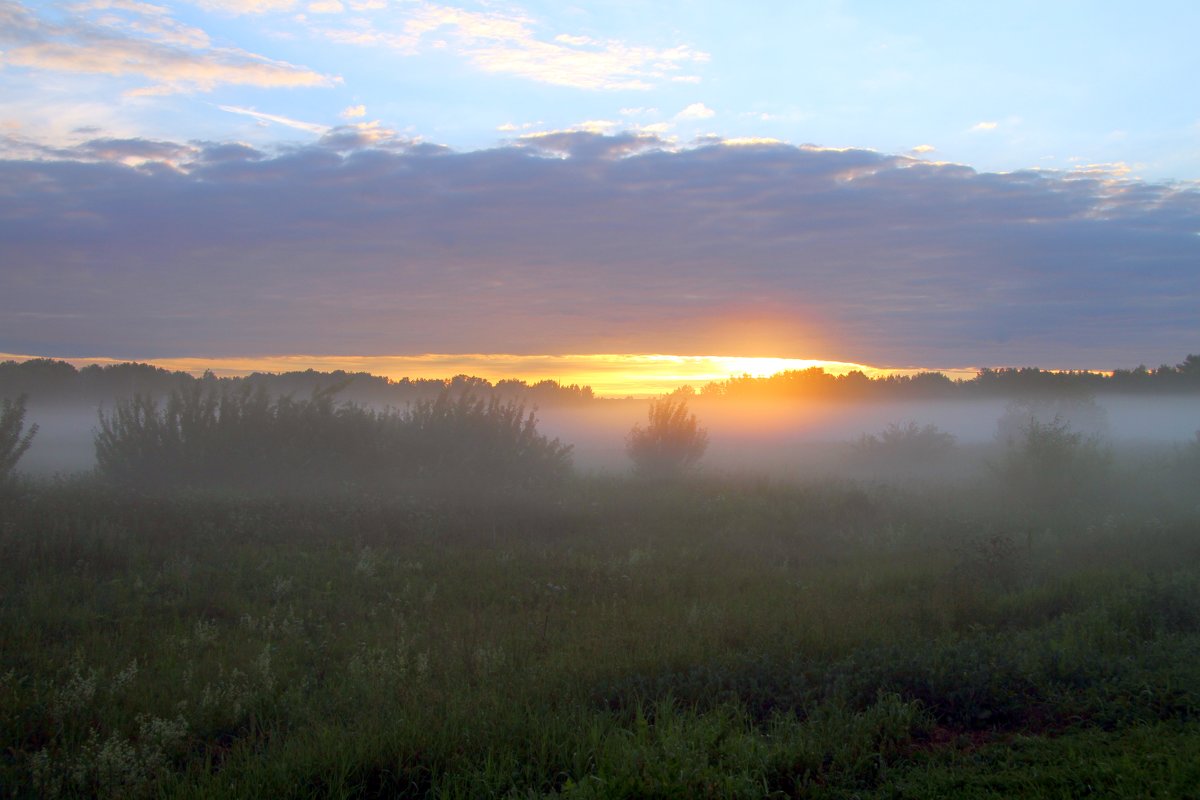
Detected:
left=1, top=353, right=978, bottom=397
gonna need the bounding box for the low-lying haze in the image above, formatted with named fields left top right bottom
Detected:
left=19, top=394, right=1200, bottom=479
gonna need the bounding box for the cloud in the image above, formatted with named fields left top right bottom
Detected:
left=309, top=2, right=708, bottom=89
left=970, top=121, right=999, bottom=132
left=73, top=137, right=199, bottom=164
left=1071, top=161, right=1133, bottom=178
left=219, top=105, right=330, bottom=133
left=340, top=104, right=367, bottom=119
left=519, top=130, right=662, bottom=159
left=2, top=132, right=1197, bottom=369
left=0, top=133, right=203, bottom=166
left=570, top=120, right=618, bottom=134
left=0, top=0, right=337, bottom=94
left=0, top=95, right=144, bottom=156
left=911, top=144, right=936, bottom=154
left=317, top=120, right=411, bottom=150
left=307, top=0, right=344, bottom=13
left=518, top=119, right=625, bottom=141
left=190, top=141, right=265, bottom=163
left=76, top=0, right=212, bottom=48
left=675, top=102, right=715, bottom=120
left=191, top=0, right=298, bottom=13
left=720, top=137, right=784, bottom=147
left=497, top=120, right=543, bottom=133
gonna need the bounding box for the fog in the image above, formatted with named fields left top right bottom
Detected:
left=18, top=394, right=1200, bottom=481
left=531, top=396, right=1199, bottom=484
left=16, top=404, right=98, bottom=475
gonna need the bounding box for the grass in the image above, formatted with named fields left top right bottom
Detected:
left=860, top=723, right=1200, bottom=799
left=2, top=462, right=1199, bottom=797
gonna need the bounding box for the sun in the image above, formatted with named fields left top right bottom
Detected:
left=715, top=357, right=833, bottom=378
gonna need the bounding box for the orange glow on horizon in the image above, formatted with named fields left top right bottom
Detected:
left=0, top=352, right=980, bottom=397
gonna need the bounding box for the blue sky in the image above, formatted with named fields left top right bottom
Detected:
left=5, top=0, right=1198, bottom=179
left=1, top=0, right=1198, bottom=380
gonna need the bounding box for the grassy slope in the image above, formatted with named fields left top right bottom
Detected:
left=2, top=471, right=1200, bottom=797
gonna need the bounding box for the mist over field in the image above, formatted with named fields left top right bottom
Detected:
left=17, top=392, right=1200, bottom=480
left=537, top=395, right=1200, bottom=473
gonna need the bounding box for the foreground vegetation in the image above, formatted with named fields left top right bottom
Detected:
left=3, top=437, right=1200, bottom=797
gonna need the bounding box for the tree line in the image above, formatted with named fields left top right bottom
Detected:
left=0, top=359, right=596, bottom=408
left=697, top=355, right=1200, bottom=400
left=1, top=355, right=1198, bottom=408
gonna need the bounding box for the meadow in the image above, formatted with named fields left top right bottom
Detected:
left=2, top=386, right=1200, bottom=798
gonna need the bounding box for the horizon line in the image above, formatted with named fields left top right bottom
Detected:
left=0, top=352, right=1102, bottom=397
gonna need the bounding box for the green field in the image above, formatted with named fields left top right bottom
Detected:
left=3, top=448, right=1200, bottom=798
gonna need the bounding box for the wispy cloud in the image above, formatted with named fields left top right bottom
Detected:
left=309, top=1, right=708, bottom=90
left=340, top=104, right=367, bottom=119
left=970, top=121, right=998, bottom=132
left=219, top=104, right=330, bottom=133
left=191, top=0, right=298, bottom=14
left=0, top=0, right=337, bottom=94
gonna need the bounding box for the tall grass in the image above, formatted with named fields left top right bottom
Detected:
left=2, top=458, right=1199, bottom=797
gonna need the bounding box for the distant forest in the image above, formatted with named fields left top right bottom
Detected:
left=2, top=355, right=1199, bottom=407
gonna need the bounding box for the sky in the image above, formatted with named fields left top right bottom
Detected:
left=1, top=0, right=1198, bottom=393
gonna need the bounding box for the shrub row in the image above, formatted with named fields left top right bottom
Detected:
left=94, top=384, right=572, bottom=494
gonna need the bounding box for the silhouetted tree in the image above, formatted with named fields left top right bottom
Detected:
left=0, top=395, right=38, bottom=484
left=626, top=397, right=708, bottom=479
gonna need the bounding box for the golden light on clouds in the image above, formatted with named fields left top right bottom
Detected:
left=2, top=353, right=978, bottom=397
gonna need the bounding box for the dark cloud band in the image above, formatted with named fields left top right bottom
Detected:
left=1, top=131, right=1196, bottom=368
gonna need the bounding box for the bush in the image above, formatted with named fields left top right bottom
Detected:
left=0, top=394, right=38, bottom=484
left=994, top=413, right=1111, bottom=517
left=94, top=384, right=572, bottom=494
left=95, top=383, right=368, bottom=491
left=626, top=397, right=708, bottom=479
left=854, top=421, right=956, bottom=462
left=995, top=396, right=1108, bottom=444
left=399, top=391, right=573, bottom=492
